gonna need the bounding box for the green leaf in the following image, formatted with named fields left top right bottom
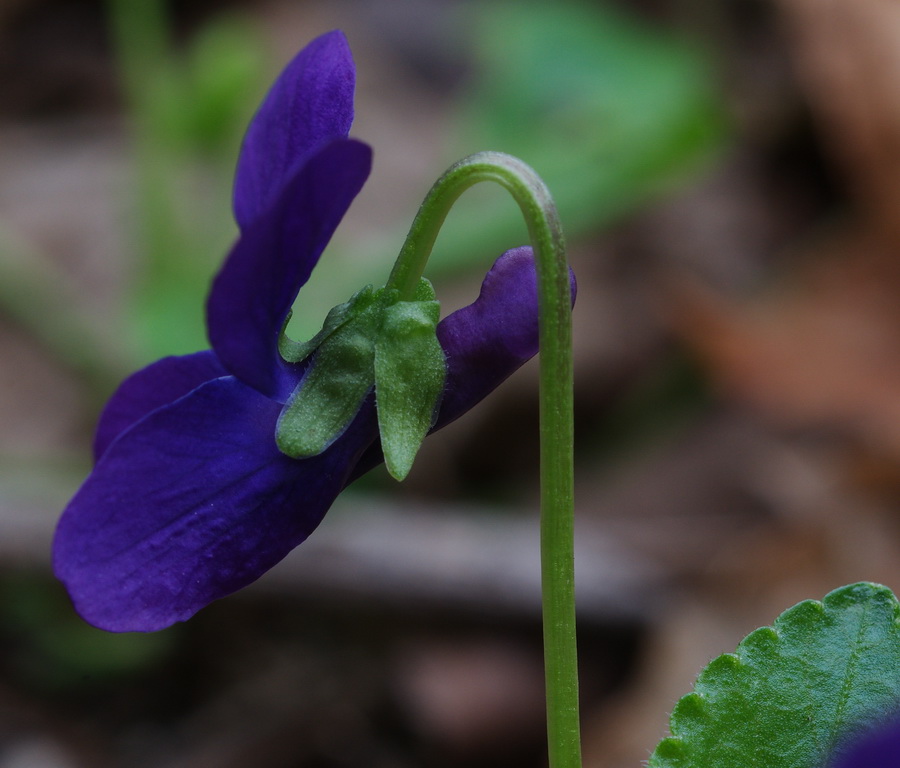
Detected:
left=275, top=288, right=381, bottom=458
left=374, top=280, right=445, bottom=481
left=649, top=582, right=900, bottom=768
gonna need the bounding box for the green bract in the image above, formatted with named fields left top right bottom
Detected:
left=374, top=280, right=444, bottom=481
left=649, top=582, right=900, bottom=768
left=277, top=286, right=370, bottom=366
left=275, top=278, right=445, bottom=481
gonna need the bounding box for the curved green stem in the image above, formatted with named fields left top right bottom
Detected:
left=387, top=152, right=580, bottom=768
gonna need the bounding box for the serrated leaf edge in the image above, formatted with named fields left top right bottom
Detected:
left=646, top=582, right=900, bottom=768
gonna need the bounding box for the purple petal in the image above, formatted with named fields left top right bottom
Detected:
left=93, top=351, right=227, bottom=462
left=349, top=247, right=576, bottom=479
left=234, top=30, right=356, bottom=229
left=208, top=138, right=371, bottom=402
left=434, top=246, right=576, bottom=430
left=832, top=720, right=900, bottom=768
left=54, top=376, right=378, bottom=632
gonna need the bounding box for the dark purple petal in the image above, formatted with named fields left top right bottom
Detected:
left=349, top=247, right=576, bottom=480
left=54, top=376, right=378, bottom=632
left=433, top=246, right=576, bottom=430
left=234, top=30, right=356, bottom=229
left=832, top=720, right=900, bottom=768
left=93, top=351, right=227, bottom=462
left=208, top=138, right=371, bottom=402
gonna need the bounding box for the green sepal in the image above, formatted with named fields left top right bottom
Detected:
left=374, top=279, right=445, bottom=481
left=275, top=287, right=380, bottom=458
left=275, top=278, right=446, bottom=478
left=649, top=582, right=900, bottom=768
left=277, top=285, right=374, bottom=364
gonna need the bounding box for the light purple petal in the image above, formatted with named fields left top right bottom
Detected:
left=208, top=138, right=371, bottom=402
left=349, top=247, right=576, bottom=479
left=54, top=376, right=378, bottom=632
left=93, top=351, right=227, bottom=462
left=234, top=30, right=356, bottom=229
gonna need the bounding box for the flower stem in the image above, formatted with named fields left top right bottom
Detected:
left=386, top=152, right=580, bottom=768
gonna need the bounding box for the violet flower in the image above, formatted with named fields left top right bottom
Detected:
left=53, top=31, right=569, bottom=632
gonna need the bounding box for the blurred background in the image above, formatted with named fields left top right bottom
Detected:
left=1, top=0, right=899, bottom=765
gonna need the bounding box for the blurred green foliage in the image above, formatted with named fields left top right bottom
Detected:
left=108, top=0, right=267, bottom=360
left=0, top=571, right=175, bottom=692
left=434, top=0, right=725, bottom=273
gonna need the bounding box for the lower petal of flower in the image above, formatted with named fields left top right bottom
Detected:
left=93, top=351, right=227, bottom=461
left=55, top=376, right=378, bottom=632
